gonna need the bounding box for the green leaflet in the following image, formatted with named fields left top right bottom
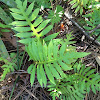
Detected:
left=71, top=3, right=78, bottom=9
left=40, top=64, right=47, bottom=87
left=32, top=40, right=40, bottom=61
left=37, top=64, right=43, bottom=86
left=58, top=60, right=73, bottom=71
left=33, top=16, right=43, bottom=27
left=40, top=25, right=53, bottom=37
left=26, top=2, right=34, bottom=16
left=23, top=0, right=27, bottom=10
left=44, top=32, right=59, bottom=42
left=37, top=39, right=44, bottom=61
left=75, top=5, right=80, bottom=13
left=43, top=42, right=48, bottom=61
left=18, top=38, right=32, bottom=44
left=10, top=21, right=28, bottom=26
left=30, top=8, right=40, bottom=21
left=27, top=64, right=33, bottom=74
left=48, top=40, right=53, bottom=60
left=36, top=20, right=50, bottom=32
left=30, top=64, right=36, bottom=87
left=48, top=63, right=61, bottom=79
left=85, top=69, right=96, bottom=77
left=91, top=84, right=96, bottom=94
left=53, top=43, right=58, bottom=59
left=44, top=64, right=55, bottom=84
left=13, top=27, right=31, bottom=32
left=59, top=43, right=66, bottom=57
left=15, top=32, right=32, bottom=38
left=53, top=63, right=66, bottom=78
left=10, top=8, right=21, bottom=14
left=11, top=13, right=25, bottom=20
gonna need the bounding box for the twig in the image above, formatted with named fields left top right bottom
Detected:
left=88, top=24, right=100, bottom=34
left=64, top=12, right=100, bottom=46
left=21, top=86, right=39, bottom=100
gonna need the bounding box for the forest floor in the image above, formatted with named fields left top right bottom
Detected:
left=0, top=1, right=100, bottom=100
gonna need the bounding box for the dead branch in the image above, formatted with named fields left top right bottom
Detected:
left=64, top=12, right=100, bottom=46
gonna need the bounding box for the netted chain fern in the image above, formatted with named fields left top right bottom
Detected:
left=48, top=5, right=64, bottom=25
left=10, top=0, right=91, bottom=88
left=26, top=37, right=90, bottom=87
left=0, top=57, right=16, bottom=81
left=69, top=0, right=98, bottom=15
left=10, top=0, right=59, bottom=44
left=48, top=63, right=100, bottom=100
left=83, top=9, right=100, bottom=41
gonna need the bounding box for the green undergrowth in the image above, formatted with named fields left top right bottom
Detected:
left=0, top=0, right=100, bottom=100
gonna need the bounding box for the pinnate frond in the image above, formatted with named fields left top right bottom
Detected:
left=10, top=0, right=59, bottom=44
left=26, top=39, right=90, bottom=87
left=48, top=63, right=100, bottom=100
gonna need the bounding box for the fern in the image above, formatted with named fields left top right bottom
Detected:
left=48, top=63, right=100, bottom=100
left=83, top=9, right=100, bottom=41
left=0, top=23, right=11, bottom=32
left=69, top=0, right=98, bottom=15
left=0, top=52, right=24, bottom=81
left=48, top=5, right=64, bottom=25
left=9, top=0, right=91, bottom=89
left=26, top=34, right=90, bottom=87
left=10, top=0, right=59, bottom=44
left=0, top=57, right=16, bottom=81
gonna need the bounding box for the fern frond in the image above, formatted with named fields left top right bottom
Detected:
left=83, top=9, right=100, bottom=41
left=48, top=5, right=64, bottom=25
left=10, top=0, right=58, bottom=44
left=26, top=38, right=90, bottom=87
left=48, top=79, right=86, bottom=100
left=74, top=63, right=100, bottom=93
left=69, top=0, right=98, bottom=15
left=48, top=63, right=100, bottom=100
left=0, top=57, right=16, bottom=81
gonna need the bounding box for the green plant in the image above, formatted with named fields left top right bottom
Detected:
left=10, top=0, right=59, bottom=44
left=0, top=55, right=16, bottom=81
left=83, top=9, right=100, bottom=41
left=48, top=5, right=64, bottom=25
left=69, top=0, right=99, bottom=15
left=9, top=0, right=90, bottom=87
left=48, top=63, right=100, bottom=100
left=26, top=34, right=90, bottom=87
left=0, top=0, right=99, bottom=100
left=0, top=52, right=24, bottom=81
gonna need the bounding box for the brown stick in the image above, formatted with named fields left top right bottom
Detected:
left=64, top=12, right=100, bottom=46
